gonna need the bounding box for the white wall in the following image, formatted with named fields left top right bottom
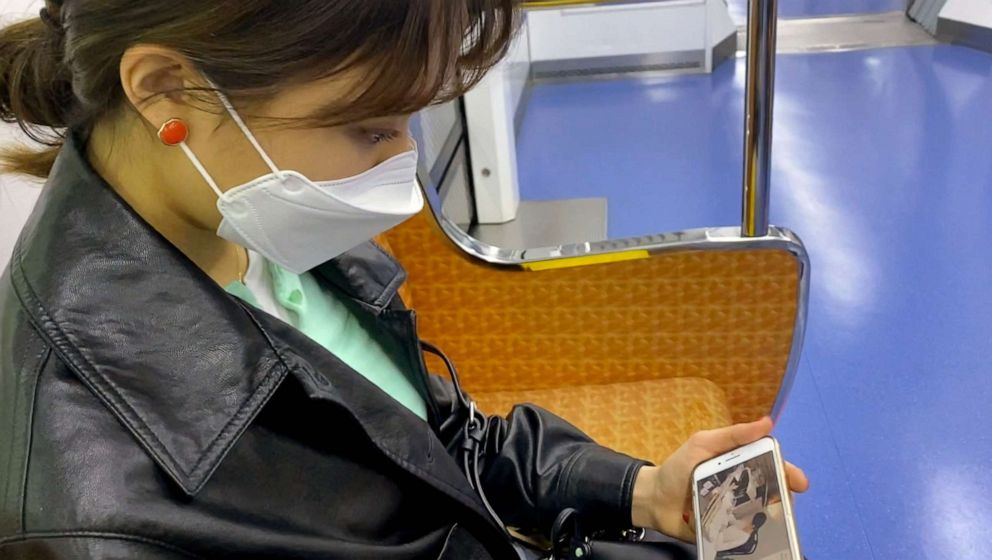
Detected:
left=0, top=0, right=38, bottom=14
left=0, top=0, right=45, bottom=271
left=0, top=168, right=43, bottom=267
left=941, top=0, right=992, bottom=27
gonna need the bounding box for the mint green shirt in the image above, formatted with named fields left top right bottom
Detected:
left=226, top=254, right=428, bottom=421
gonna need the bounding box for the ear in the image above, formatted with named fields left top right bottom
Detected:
left=119, top=45, right=213, bottom=133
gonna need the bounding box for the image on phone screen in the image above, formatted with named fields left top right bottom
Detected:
left=697, top=451, right=794, bottom=560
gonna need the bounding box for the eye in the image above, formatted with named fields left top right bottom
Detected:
left=368, top=129, right=401, bottom=145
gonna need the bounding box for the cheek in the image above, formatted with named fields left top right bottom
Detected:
left=263, top=128, right=377, bottom=180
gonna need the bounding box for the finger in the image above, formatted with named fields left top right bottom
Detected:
left=785, top=462, right=810, bottom=493
left=693, top=417, right=774, bottom=454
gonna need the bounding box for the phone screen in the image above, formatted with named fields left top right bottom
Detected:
left=696, top=451, right=795, bottom=560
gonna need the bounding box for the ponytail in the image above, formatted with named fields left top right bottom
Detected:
left=0, top=5, right=75, bottom=178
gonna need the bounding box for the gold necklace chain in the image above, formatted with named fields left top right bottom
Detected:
left=235, top=246, right=248, bottom=283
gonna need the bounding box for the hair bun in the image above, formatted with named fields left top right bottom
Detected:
left=39, top=7, right=64, bottom=35
left=0, top=15, right=74, bottom=132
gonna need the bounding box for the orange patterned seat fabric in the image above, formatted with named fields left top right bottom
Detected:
left=380, top=211, right=800, bottom=462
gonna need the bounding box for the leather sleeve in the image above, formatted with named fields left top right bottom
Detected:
left=0, top=534, right=202, bottom=559
left=429, top=375, right=650, bottom=535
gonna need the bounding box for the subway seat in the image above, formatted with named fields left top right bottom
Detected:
left=380, top=210, right=800, bottom=463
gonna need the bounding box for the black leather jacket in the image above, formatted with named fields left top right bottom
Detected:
left=0, top=134, right=647, bottom=559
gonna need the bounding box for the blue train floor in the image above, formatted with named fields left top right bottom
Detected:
left=727, top=0, right=908, bottom=23
left=516, top=45, right=992, bottom=559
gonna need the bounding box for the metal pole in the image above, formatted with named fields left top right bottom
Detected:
left=741, top=0, right=779, bottom=237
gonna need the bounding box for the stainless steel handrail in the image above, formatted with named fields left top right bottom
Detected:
left=742, top=0, right=779, bottom=237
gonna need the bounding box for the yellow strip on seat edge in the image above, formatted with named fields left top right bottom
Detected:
left=522, top=250, right=650, bottom=271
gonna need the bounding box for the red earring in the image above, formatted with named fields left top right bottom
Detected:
left=157, top=118, right=189, bottom=146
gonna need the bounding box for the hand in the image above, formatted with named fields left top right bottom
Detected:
left=630, top=417, right=810, bottom=541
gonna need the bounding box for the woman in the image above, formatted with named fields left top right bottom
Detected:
left=0, top=1, right=808, bottom=558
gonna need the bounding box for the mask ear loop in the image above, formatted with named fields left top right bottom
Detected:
left=209, top=84, right=284, bottom=179
left=178, top=142, right=224, bottom=198
left=165, top=81, right=284, bottom=198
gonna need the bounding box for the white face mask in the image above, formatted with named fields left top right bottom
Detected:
left=179, top=90, right=424, bottom=274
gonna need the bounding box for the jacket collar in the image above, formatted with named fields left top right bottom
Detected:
left=9, top=133, right=408, bottom=495
left=313, top=242, right=408, bottom=316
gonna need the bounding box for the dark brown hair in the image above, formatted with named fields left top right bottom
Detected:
left=0, top=0, right=519, bottom=177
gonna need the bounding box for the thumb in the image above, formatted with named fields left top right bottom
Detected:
left=694, top=417, right=774, bottom=455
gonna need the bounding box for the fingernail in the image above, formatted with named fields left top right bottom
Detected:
left=682, top=512, right=690, bottom=524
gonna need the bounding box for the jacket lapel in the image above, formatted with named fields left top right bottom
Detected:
left=244, top=305, right=501, bottom=526
left=11, top=134, right=292, bottom=496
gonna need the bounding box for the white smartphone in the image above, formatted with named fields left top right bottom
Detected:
left=692, top=436, right=802, bottom=560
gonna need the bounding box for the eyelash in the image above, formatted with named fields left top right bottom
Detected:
left=369, top=130, right=400, bottom=145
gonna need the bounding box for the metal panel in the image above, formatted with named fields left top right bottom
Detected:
left=436, top=142, right=476, bottom=231
left=936, top=0, right=992, bottom=52
left=531, top=51, right=705, bottom=79
left=469, top=198, right=609, bottom=249
left=743, top=11, right=938, bottom=54
left=909, top=0, right=949, bottom=33
left=938, top=15, right=992, bottom=51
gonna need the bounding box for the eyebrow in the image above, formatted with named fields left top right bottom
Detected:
left=348, top=117, right=408, bottom=134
